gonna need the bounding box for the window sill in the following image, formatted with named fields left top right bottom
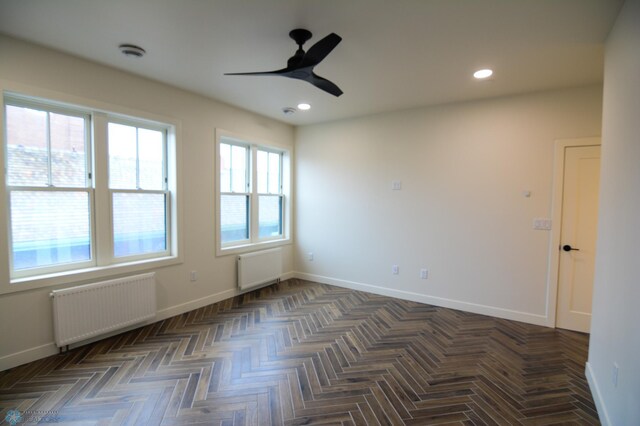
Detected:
left=217, top=238, right=291, bottom=257
left=2, top=255, right=182, bottom=295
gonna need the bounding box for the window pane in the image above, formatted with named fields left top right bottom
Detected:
left=108, top=123, right=137, bottom=189
left=113, top=192, right=166, bottom=257
left=231, top=145, right=247, bottom=193
left=257, top=150, right=268, bottom=193
left=259, top=195, right=282, bottom=238
left=50, top=112, right=87, bottom=188
left=6, top=105, right=48, bottom=187
left=138, top=128, right=164, bottom=190
left=268, top=152, right=281, bottom=194
left=221, top=194, right=249, bottom=243
left=220, top=143, right=231, bottom=192
left=10, top=191, right=91, bottom=270
left=257, top=150, right=281, bottom=194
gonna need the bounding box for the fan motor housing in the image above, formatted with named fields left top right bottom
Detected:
left=289, top=29, right=312, bottom=46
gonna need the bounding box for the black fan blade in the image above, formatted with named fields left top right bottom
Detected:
left=224, top=31, right=343, bottom=96
left=309, top=73, right=343, bottom=97
left=301, top=33, right=342, bottom=67
left=224, top=67, right=290, bottom=76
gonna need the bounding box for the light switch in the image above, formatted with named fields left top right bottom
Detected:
left=533, top=218, right=552, bottom=230
left=392, top=181, right=402, bottom=190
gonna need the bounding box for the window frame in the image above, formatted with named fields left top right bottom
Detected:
left=219, top=139, right=251, bottom=247
left=255, top=146, right=284, bottom=242
left=215, top=130, right=291, bottom=256
left=1, top=88, right=182, bottom=294
left=5, top=98, right=96, bottom=278
left=107, top=119, right=171, bottom=262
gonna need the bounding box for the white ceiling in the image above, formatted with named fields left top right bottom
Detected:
left=0, top=0, right=624, bottom=126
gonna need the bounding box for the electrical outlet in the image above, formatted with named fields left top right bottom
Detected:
left=612, top=363, right=619, bottom=387
left=420, top=269, right=428, bottom=279
left=190, top=271, right=198, bottom=282
left=308, top=252, right=314, bottom=261
left=392, top=181, right=402, bottom=190
left=392, top=265, right=399, bottom=275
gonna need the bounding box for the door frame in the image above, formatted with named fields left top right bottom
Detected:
left=546, top=137, right=601, bottom=328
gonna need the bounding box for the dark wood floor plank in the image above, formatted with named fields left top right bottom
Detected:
left=0, top=279, right=599, bottom=425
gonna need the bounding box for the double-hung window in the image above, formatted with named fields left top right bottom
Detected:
left=6, top=102, right=93, bottom=274
left=219, top=142, right=250, bottom=244
left=108, top=122, right=169, bottom=259
left=3, top=94, right=177, bottom=284
left=256, top=148, right=283, bottom=239
left=217, top=133, right=289, bottom=254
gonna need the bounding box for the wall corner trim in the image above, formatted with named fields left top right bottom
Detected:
left=280, top=271, right=296, bottom=281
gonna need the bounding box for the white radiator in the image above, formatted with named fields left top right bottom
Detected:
left=50, top=272, right=156, bottom=347
left=238, top=248, right=282, bottom=291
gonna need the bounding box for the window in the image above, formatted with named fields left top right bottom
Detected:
left=108, top=122, right=169, bottom=259
left=217, top=133, right=289, bottom=254
left=6, top=103, right=93, bottom=273
left=4, top=94, right=177, bottom=282
left=256, top=149, right=283, bottom=238
left=219, top=142, right=249, bottom=244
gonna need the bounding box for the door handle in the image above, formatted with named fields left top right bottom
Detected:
left=562, top=244, right=580, bottom=252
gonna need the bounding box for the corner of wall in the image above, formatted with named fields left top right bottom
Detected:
left=585, top=362, right=611, bottom=426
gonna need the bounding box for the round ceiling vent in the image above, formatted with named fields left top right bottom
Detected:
left=282, top=107, right=296, bottom=115
left=119, top=44, right=146, bottom=58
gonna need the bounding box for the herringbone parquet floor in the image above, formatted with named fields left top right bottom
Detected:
left=0, top=279, right=599, bottom=425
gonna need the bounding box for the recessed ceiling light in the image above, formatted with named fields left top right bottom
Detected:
left=473, top=69, right=493, bottom=79
left=119, top=44, right=146, bottom=58
left=297, top=103, right=311, bottom=111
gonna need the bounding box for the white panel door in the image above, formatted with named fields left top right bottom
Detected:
left=556, top=145, right=600, bottom=333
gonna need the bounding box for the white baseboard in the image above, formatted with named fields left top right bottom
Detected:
left=1, top=270, right=545, bottom=372
left=280, top=271, right=295, bottom=281
left=0, top=343, right=59, bottom=372
left=156, top=288, right=237, bottom=319
left=0, top=270, right=304, bottom=373
left=585, top=362, right=609, bottom=425
left=294, top=272, right=549, bottom=327
left=0, top=286, right=241, bottom=372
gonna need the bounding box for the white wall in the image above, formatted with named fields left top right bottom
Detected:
left=295, top=86, right=602, bottom=325
left=0, top=35, right=294, bottom=370
left=587, top=0, right=640, bottom=424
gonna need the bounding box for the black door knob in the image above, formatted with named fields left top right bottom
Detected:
left=562, top=244, right=580, bottom=252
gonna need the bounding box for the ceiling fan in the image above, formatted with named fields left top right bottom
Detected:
left=225, top=29, right=343, bottom=97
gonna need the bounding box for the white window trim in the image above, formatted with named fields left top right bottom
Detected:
left=0, top=83, right=183, bottom=295
left=215, top=129, right=291, bottom=256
